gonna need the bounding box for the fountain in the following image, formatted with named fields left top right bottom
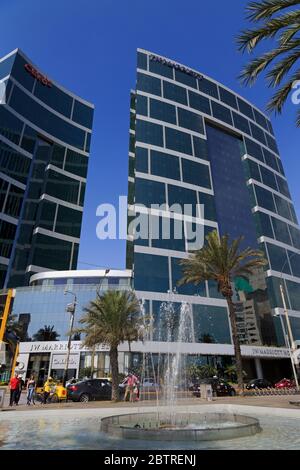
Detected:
left=101, top=292, right=261, bottom=441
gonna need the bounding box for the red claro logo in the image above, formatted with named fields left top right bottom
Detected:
left=24, top=63, right=52, bottom=88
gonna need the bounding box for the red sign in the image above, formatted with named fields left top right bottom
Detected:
left=24, top=63, right=52, bottom=88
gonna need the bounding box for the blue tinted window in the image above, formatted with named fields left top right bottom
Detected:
left=253, top=109, right=268, bottom=130
left=178, top=108, right=204, bottom=133
left=45, top=169, right=80, bottom=205
left=163, top=81, right=187, bottom=105
left=232, top=112, right=251, bottom=134
left=274, top=194, right=291, bottom=220
left=150, top=215, right=185, bottom=252
left=193, top=304, right=231, bottom=344
left=135, top=147, right=148, bottom=173
left=11, top=53, right=35, bottom=91
left=72, top=101, right=93, bottom=129
left=189, top=91, right=211, bottom=115
left=263, top=148, right=280, bottom=172
left=150, top=98, right=176, bottom=124
left=10, top=86, right=86, bottom=150
left=34, top=81, right=73, bottom=119
left=250, top=122, right=267, bottom=145
left=0, top=105, right=23, bottom=145
left=0, top=53, right=15, bottom=80
left=137, top=52, right=148, bottom=70
left=198, top=77, right=218, bottom=99
left=289, top=226, right=300, bottom=250
left=260, top=166, right=278, bottom=191
left=182, top=159, right=211, bottom=189
left=149, top=60, right=173, bottom=78
left=171, top=257, right=206, bottom=296
left=245, top=138, right=264, bottom=163
left=168, top=184, right=198, bottom=217
left=137, top=72, right=161, bottom=96
left=286, top=280, right=300, bottom=311
left=271, top=217, right=292, bottom=245
left=193, top=136, right=208, bottom=160
left=265, top=133, right=279, bottom=154
left=150, top=150, right=180, bottom=180
left=135, top=119, right=163, bottom=146
left=219, top=87, right=238, bottom=109
left=198, top=192, right=217, bottom=221
left=244, top=159, right=261, bottom=182
left=165, top=127, right=192, bottom=155
left=175, top=69, right=197, bottom=88
left=255, top=185, right=276, bottom=212
left=136, top=95, right=148, bottom=116
left=135, top=177, right=166, bottom=207
left=0, top=140, right=30, bottom=184
left=237, top=98, right=254, bottom=120
left=211, top=101, right=233, bottom=126
left=276, top=175, right=291, bottom=199
left=253, top=212, right=273, bottom=238
left=289, top=252, right=300, bottom=277
left=267, top=243, right=291, bottom=274
left=134, top=253, right=169, bottom=293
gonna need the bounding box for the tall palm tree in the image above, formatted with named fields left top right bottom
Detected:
left=179, top=230, right=266, bottom=393
left=78, top=290, right=143, bottom=401
left=32, top=325, right=60, bottom=341
left=237, top=0, right=300, bottom=126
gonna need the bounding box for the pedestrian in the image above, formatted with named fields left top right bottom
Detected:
left=43, top=376, right=53, bottom=404
left=133, top=379, right=140, bottom=402
left=9, top=373, right=20, bottom=407
left=123, top=373, right=138, bottom=402
left=26, top=375, right=36, bottom=405
left=15, top=375, right=24, bottom=405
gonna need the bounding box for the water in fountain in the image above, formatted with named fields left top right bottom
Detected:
left=139, top=291, right=195, bottom=426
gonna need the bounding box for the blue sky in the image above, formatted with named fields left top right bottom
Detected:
left=1, top=0, right=299, bottom=271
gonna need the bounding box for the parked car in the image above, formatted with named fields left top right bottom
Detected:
left=190, top=378, right=236, bottom=397
left=275, top=378, right=296, bottom=389
left=67, top=378, right=123, bottom=402
left=246, top=379, right=273, bottom=390
left=140, top=378, right=159, bottom=389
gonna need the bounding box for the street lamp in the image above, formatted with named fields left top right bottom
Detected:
left=276, top=255, right=299, bottom=390
left=63, top=289, right=77, bottom=386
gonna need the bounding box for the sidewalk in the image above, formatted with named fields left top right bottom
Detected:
left=2, top=391, right=300, bottom=412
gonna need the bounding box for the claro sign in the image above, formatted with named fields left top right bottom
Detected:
left=24, top=63, right=52, bottom=87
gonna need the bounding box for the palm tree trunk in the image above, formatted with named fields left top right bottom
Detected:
left=226, top=296, right=244, bottom=395
left=110, top=345, right=120, bottom=401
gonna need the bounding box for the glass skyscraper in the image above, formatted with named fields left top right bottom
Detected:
left=127, top=49, right=300, bottom=374
left=0, top=49, right=94, bottom=288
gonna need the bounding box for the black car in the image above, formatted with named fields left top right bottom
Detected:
left=246, top=379, right=273, bottom=390
left=190, top=378, right=236, bottom=397
left=67, top=378, right=124, bottom=402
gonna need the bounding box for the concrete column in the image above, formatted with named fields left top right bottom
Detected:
left=254, top=357, right=263, bottom=379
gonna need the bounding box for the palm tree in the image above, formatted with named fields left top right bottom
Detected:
left=179, top=230, right=266, bottom=393
left=77, top=290, right=143, bottom=401
left=32, top=325, right=60, bottom=341
left=237, top=0, right=300, bottom=126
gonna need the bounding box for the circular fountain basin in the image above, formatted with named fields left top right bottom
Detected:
left=100, top=412, right=261, bottom=441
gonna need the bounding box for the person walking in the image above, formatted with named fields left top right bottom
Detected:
left=123, top=373, right=138, bottom=402
left=26, top=375, right=36, bottom=405
left=15, top=375, right=24, bottom=405
left=43, top=377, right=53, bottom=404
left=9, top=373, right=20, bottom=407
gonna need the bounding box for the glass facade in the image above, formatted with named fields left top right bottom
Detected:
left=128, top=49, right=300, bottom=348
left=0, top=50, right=94, bottom=287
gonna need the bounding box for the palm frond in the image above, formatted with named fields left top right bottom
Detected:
left=266, top=68, right=300, bottom=112
left=237, top=11, right=300, bottom=52
left=246, top=0, right=300, bottom=22
left=266, top=44, right=300, bottom=86
left=239, top=40, right=300, bottom=85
